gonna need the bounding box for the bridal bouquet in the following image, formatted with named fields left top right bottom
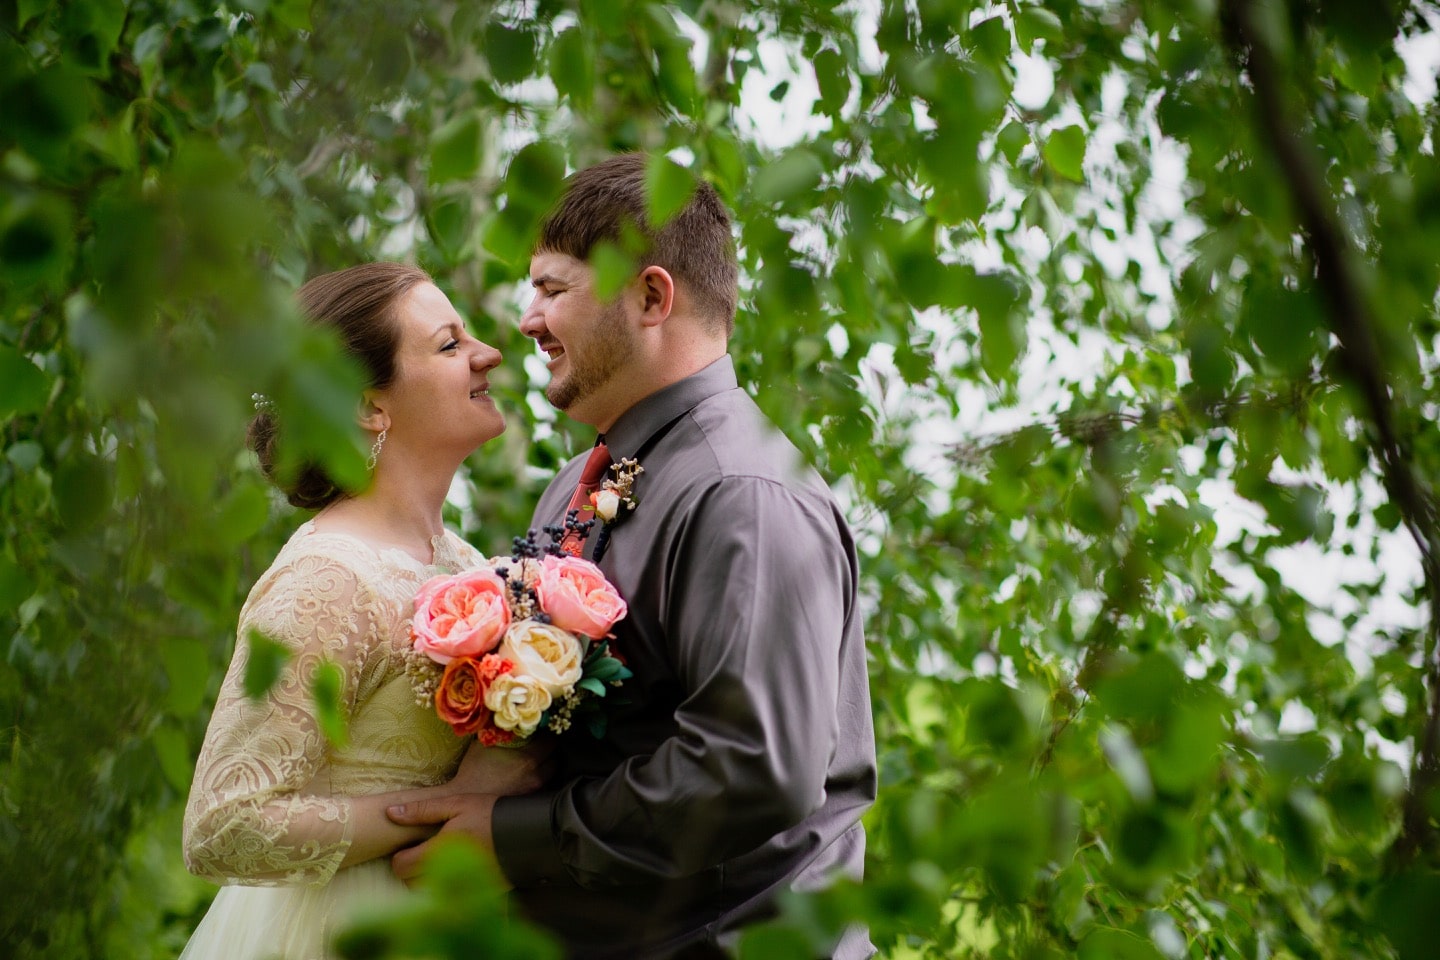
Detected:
left=405, top=534, right=631, bottom=746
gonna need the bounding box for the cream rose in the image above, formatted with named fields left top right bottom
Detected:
left=591, top=489, right=622, bottom=522
left=498, top=620, right=585, bottom=698
left=483, top=673, right=553, bottom=737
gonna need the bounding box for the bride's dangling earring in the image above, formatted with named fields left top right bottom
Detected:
left=366, top=428, right=387, bottom=471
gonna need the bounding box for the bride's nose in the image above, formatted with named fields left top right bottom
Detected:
left=471, top=342, right=502, bottom=371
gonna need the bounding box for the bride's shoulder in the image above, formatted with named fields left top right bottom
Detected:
left=255, top=520, right=391, bottom=590
left=436, top=528, right=489, bottom=570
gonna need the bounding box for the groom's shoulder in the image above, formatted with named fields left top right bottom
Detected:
left=686, top=389, right=825, bottom=493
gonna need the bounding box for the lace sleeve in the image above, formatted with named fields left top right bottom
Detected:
left=182, top=549, right=388, bottom=886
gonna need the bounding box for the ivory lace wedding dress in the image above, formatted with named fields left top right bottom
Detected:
left=179, top=520, right=482, bottom=960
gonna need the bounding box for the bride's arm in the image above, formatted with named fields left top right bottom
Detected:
left=183, top=552, right=422, bottom=885
left=335, top=742, right=552, bottom=866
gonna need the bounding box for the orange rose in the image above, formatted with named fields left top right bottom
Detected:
left=435, top=654, right=512, bottom=735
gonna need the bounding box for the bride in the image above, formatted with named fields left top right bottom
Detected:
left=179, top=263, right=541, bottom=959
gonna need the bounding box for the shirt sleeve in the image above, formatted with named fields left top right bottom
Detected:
left=182, top=549, right=386, bottom=886
left=496, top=476, right=852, bottom=887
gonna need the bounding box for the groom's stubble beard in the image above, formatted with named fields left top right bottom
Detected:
left=546, top=299, right=635, bottom=413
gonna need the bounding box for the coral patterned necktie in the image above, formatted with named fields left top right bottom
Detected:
left=558, top=440, right=612, bottom=556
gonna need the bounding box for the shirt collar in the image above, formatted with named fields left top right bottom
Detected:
left=601, top=355, right=738, bottom=460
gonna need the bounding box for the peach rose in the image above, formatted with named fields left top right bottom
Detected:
left=484, top=673, right=552, bottom=738
left=412, top=569, right=510, bottom=664
left=498, top=620, right=584, bottom=697
left=535, top=554, right=627, bottom=639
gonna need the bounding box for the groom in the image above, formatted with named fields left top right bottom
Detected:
left=391, top=153, right=876, bottom=959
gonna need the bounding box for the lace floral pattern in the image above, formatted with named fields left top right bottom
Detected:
left=183, top=521, right=484, bottom=886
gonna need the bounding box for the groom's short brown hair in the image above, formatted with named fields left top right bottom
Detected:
left=535, top=153, right=738, bottom=335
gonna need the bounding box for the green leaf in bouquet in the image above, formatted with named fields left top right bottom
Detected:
left=587, top=716, right=608, bottom=739
left=243, top=629, right=292, bottom=700
left=578, top=677, right=607, bottom=698
left=585, top=655, right=627, bottom=683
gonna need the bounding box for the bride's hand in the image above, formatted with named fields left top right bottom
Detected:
left=449, top=737, right=555, bottom=796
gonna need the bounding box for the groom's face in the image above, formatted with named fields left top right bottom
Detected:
left=521, top=251, right=637, bottom=424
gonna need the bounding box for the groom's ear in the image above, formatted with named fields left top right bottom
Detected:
left=357, top=390, right=389, bottom=433
left=636, top=265, right=674, bottom=328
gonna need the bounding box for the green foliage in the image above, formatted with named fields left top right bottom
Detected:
left=3, top=0, right=1440, bottom=958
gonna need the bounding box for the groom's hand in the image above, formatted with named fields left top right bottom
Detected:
left=387, top=793, right=498, bottom=884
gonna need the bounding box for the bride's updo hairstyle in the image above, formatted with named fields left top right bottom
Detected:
left=248, top=262, right=433, bottom=510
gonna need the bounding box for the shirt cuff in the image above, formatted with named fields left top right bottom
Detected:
left=491, top=790, right=568, bottom=887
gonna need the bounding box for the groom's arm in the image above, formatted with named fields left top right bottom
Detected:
left=492, top=476, right=854, bottom=887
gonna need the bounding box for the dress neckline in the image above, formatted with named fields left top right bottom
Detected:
left=294, top=519, right=460, bottom=573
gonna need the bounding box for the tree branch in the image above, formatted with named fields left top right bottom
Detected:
left=1220, top=0, right=1440, bottom=866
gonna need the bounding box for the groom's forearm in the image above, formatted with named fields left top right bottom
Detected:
left=492, top=789, right=568, bottom=885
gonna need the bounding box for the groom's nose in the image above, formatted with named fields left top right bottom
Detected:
left=518, top=299, right=545, bottom=340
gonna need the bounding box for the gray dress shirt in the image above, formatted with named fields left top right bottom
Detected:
left=492, top=356, right=877, bottom=959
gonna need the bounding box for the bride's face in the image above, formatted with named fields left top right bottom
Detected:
left=371, top=282, right=505, bottom=455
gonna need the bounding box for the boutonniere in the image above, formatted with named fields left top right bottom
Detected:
left=591, top=457, right=643, bottom=562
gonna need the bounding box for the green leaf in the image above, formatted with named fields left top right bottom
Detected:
left=429, top=112, right=483, bottom=184
left=644, top=155, right=695, bottom=228
left=967, top=272, right=1023, bottom=380
left=1258, top=735, right=1332, bottom=781
left=6, top=440, right=43, bottom=470
left=578, top=676, right=607, bottom=697
left=737, top=923, right=818, bottom=960
left=1377, top=871, right=1440, bottom=960
left=311, top=659, right=349, bottom=748
left=590, top=241, right=635, bottom=301
left=549, top=27, right=594, bottom=108
left=970, top=17, right=1011, bottom=64
left=52, top=453, right=111, bottom=532
left=0, top=555, right=35, bottom=614
left=585, top=656, right=627, bottom=682
left=504, top=140, right=566, bottom=213
left=0, top=193, right=75, bottom=290
left=1078, top=927, right=1166, bottom=960
left=1015, top=7, right=1065, bottom=55
left=60, top=0, right=126, bottom=74
left=270, top=0, right=311, bottom=31
left=17, top=0, right=47, bottom=29
left=996, top=120, right=1028, bottom=163
left=705, top=129, right=745, bottom=200
left=152, top=725, right=193, bottom=793
left=0, top=345, right=51, bottom=416
left=213, top=482, right=270, bottom=546
left=161, top=638, right=210, bottom=716
left=484, top=22, right=538, bottom=85
left=753, top=148, right=824, bottom=205
left=243, top=629, right=293, bottom=700
left=244, top=62, right=277, bottom=94
left=812, top=48, right=850, bottom=114
left=1043, top=125, right=1087, bottom=182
